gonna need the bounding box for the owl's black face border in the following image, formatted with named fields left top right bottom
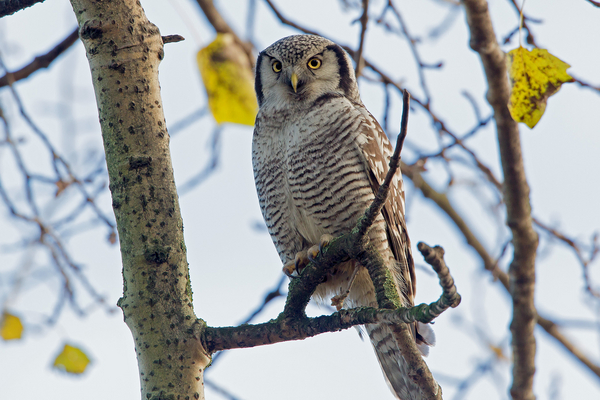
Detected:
left=255, top=52, right=265, bottom=106
left=325, top=44, right=353, bottom=98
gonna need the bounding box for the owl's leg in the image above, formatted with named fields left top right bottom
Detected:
left=330, top=261, right=361, bottom=310
left=282, top=250, right=310, bottom=278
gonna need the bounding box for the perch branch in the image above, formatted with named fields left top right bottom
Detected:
left=202, top=241, right=460, bottom=352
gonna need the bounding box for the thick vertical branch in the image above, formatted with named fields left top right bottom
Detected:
left=68, top=1, right=209, bottom=399
left=463, top=1, right=538, bottom=400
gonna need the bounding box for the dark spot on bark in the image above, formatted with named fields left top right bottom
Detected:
left=80, top=22, right=103, bottom=40
left=129, top=156, right=152, bottom=170
left=140, top=194, right=148, bottom=211
left=109, top=61, right=126, bottom=74
left=144, top=246, right=170, bottom=264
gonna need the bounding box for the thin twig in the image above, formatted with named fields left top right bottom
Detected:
left=354, top=0, right=369, bottom=77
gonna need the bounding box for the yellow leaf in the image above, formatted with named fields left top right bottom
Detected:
left=1, top=312, right=24, bottom=341
left=197, top=33, right=258, bottom=126
left=507, top=47, right=574, bottom=128
left=53, top=344, right=91, bottom=374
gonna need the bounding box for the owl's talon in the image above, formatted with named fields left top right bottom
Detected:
left=282, top=261, right=297, bottom=278
left=294, top=250, right=310, bottom=274
left=282, top=250, right=311, bottom=277
left=306, top=244, right=320, bottom=261
left=307, top=234, right=334, bottom=262
left=318, top=234, right=333, bottom=253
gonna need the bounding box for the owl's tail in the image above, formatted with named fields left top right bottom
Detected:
left=366, top=322, right=435, bottom=400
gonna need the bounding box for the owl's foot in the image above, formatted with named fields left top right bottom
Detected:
left=330, top=261, right=361, bottom=310
left=282, top=250, right=310, bottom=278
left=307, top=234, right=334, bottom=261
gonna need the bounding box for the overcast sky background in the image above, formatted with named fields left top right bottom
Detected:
left=1, top=0, right=599, bottom=399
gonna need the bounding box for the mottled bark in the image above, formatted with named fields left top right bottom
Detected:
left=68, top=1, right=209, bottom=399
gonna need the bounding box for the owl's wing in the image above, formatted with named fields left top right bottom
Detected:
left=355, top=105, right=416, bottom=305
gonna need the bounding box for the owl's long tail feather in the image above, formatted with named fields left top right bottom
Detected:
left=366, top=322, right=435, bottom=400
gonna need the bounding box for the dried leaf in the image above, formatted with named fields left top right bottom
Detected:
left=108, top=231, right=117, bottom=245
left=507, top=47, right=574, bottom=128
left=55, top=179, right=72, bottom=197
left=53, top=344, right=91, bottom=374
left=489, top=344, right=508, bottom=361
left=197, top=33, right=258, bottom=126
left=1, top=312, right=24, bottom=341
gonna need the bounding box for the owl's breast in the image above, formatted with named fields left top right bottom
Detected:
left=253, top=99, right=376, bottom=262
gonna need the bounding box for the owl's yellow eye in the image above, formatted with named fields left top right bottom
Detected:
left=272, top=61, right=282, bottom=73
left=307, top=58, right=321, bottom=70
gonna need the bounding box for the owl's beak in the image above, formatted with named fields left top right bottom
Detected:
left=290, top=72, right=299, bottom=93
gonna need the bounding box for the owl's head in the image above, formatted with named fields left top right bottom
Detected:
left=255, top=35, right=360, bottom=109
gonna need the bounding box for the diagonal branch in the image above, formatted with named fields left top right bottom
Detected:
left=403, top=161, right=600, bottom=381
left=195, top=0, right=254, bottom=66
left=0, top=0, right=46, bottom=18
left=0, top=28, right=79, bottom=88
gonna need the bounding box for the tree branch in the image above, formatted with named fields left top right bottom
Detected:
left=463, top=2, right=538, bottom=399
left=354, top=0, right=369, bottom=77
left=203, top=241, right=460, bottom=353
left=0, top=28, right=79, bottom=88
left=195, top=0, right=254, bottom=66
left=0, top=0, right=46, bottom=18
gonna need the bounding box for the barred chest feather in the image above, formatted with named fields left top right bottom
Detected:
left=253, top=96, right=376, bottom=264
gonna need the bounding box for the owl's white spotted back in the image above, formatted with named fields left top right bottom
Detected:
left=252, top=34, right=434, bottom=400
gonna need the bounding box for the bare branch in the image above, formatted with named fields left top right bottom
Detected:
left=537, top=315, right=600, bottom=378
left=203, top=242, right=460, bottom=353
left=0, top=28, right=79, bottom=88
left=505, top=0, right=539, bottom=46
left=356, top=89, right=409, bottom=238
left=162, top=34, right=185, bottom=44
left=464, top=2, right=538, bottom=398
left=195, top=0, right=254, bottom=65
left=354, top=0, right=369, bottom=77
left=0, top=0, right=46, bottom=18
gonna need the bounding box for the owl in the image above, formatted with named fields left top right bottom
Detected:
left=252, top=35, right=434, bottom=400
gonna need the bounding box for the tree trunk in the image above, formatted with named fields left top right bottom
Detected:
left=68, top=1, right=210, bottom=398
